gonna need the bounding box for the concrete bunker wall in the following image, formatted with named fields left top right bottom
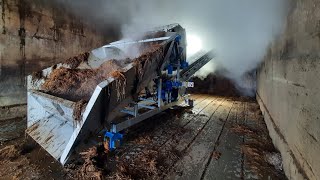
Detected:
left=257, top=0, right=320, bottom=179
left=0, top=0, right=117, bottom=141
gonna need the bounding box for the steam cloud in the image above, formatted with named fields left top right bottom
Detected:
left=55, top=0, right=289, bottom=96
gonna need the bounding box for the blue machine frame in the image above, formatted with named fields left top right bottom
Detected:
left=103, top=35, right=216, bottom=150
left=104, top=35, right=191, bottom=150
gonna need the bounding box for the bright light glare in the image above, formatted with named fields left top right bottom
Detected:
left=187, top=34, right=203, bottom=57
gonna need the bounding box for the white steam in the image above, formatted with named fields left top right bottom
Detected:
left=54, top=0, right=289, bottom=96
left=120, top=0, right=289, bottom=94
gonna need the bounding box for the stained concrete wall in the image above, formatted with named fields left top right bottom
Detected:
left=0, top=0, right=119, bottom=141
left=257, top=0, right=320, bottom=179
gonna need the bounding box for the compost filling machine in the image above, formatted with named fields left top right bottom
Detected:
left=26, top=24, right=215, bottom=165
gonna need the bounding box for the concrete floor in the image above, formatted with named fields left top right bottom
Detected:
left=0, top=94, right=287, bottom=179
left=97, top=94, right=287, bottom=179
left=164, top=94, right=286, bottom=180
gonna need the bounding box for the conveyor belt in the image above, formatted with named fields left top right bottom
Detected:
left=180, top=50, right=215, bottom=81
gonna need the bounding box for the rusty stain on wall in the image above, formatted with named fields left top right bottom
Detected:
left=18, top=0, right=32, bottom=85
left=31, top=13, right=42, bottom=39
left=1, top=0, right=7, bottom=34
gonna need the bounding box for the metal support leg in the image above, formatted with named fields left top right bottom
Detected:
left=188, top=99, right=194, bottom=107
left=134, top=103, right=138, bottom=117
left=157, top=79, right=162, bottom=108
left=177, top=61, right=181, bottom=81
